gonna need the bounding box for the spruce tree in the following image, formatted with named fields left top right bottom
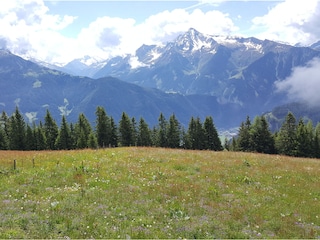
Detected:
left=275, top=112, right=297, bottom=156
left=157, top=113, right=168, bottom=148
left=203, top=116, right=222, bottom=151
left=250, top=116, right=275, bottom=154
left=314, top=123, right=320, bottom=158
left=88, top=132, right=98, bottom=149
left=0, top=124, right=8, bottom=150
left=188, top=117, right=205, bottom=150
left=110, top=117, right=118, bottom=147
left=131, top=117, right=138, bottom=146
left=236, top=116, right=252, bottom=152
left=167, top=114, right=181, bottom=148
left=137, top=117, right=151, bottom=146
left=296, top=119, right=313, bottom=157
left=44, top=109, right=58, bottom=150
left=35, top=125, right=47, bottom=150
left=26, top=124, right=36, bottom=150
left=75, top=113, right=92, bottom=149
left=55, top=116, right=72, bottom=150
left=8, top=107, right=26, bottom=150
left=119, top=112, right=133, bottom=146
left=95, top=106, right=111, bottom=148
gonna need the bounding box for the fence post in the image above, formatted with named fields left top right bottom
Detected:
left=32, top=158, right=35, bottom=168
left=13, top=159, right=16, bottom=170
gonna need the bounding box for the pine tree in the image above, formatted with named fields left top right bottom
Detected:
left=26, top=124, right=36, bottom=150
left=236, top=116, right=252, bottom=152
left=88, top=132, right=98, bottom=149
left=203, top=116, right=222, bottom=151
left=55, top=116, right=72, bottom=150
left=167, top=114, right=181, bottom=148
left=137, top=117, right=151, bottom=146
left=44, top=109, right=58, bottom=150
left=119, top=112, right=133, bottom=146
left=157, top=113, right=168, bottom=148
left=95, top=106, right=111, bottom=148
left=69, top=123, right=76, bottom=149
left=296, top=119, right=313, bottom=157
left=75, top=113, right=92, bottom=149
left=35, top=124, right=47, bottom=150
left=131, top=117, right=138, bottom=146
left=8, top=107, right=26, bottom=150
left=0, top=123, right=8, bottom=150
left=110, top=117, right=118, bottom=147
left=250, top=116, right=275, bottom=154
left=314, top=123, right=320, bottom=158
left=275, top=112, right=297, bottom=156
left=188, top=117, right=205, bottom=150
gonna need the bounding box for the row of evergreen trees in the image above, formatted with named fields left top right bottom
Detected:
left=0, top=106, right=223, bottom=151
left=231, top=113, right=320, bottom=158
left=1, top=106, right=318, bottom=158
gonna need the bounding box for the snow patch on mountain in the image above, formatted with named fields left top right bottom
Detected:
left=58, top=98, right=73, bottom=116
left=129, top=56, right=149, bottom=69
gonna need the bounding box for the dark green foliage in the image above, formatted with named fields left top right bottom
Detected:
left=8, top=107, right=26, bottom=150
left=0, top=124, right=8, bottom=150
left=275, top=112, right=297, bottom=156
left=3, top=106, right=318, bottom=158
left=137, top=117, right=152, bottom=146
left=250, top=116, right=275, bottom=154
left=35, top=124, right=47, bottom=150
left=25, top=125, right=36, bottom=150
left=167, top=114, right=180, bottom=148
left=95, top=106, right=110, bottom=148
left=110, top=117, right=118, bottom=147
left=119, top=112, right=133, bottom=147
left=295, top=119, right=313, bottom=158
left=55, top=116, right=72, bottom=150
left=236, top=116, right=253, bottom=152
left=131, top=117, right=138, bottom=147
left=74, top=113, right=93, bottom=149
left=88, top=132, right=98, bottom=149
left=44, top=109, right=58, bottom=150
left=0, top=111, right=9, bottom=150
left=157, top=113, right=168, bottom=148
left=203, top=116, right=223, bottom=151
left=95, top=106, right=117, bottom=148
left=188, top=117, right=205, bottom=150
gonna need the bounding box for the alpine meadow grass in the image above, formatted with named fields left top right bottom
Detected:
left=0, top=147, right=319, bottom=238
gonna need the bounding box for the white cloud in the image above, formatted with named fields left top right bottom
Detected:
left=0, top=0, right=238, bottom=65
left=0, top=0, right=77, bottom=63
left=275, top=57, right=320, bottom=107
left=251, top=0, right=320, bottom=45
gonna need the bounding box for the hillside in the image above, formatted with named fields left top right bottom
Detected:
left=0, top=147, right=319, bottom=238
left=0, top=49, right=242, bottom=127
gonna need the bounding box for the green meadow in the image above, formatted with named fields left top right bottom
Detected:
left=0, top=147, right=319, bottom=239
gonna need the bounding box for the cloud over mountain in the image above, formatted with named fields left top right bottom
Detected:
left=1, top=0, right=320, bottom=65
left=275, top=57, right=320, bottom=107
left=252, top=0, right=320, bottom=45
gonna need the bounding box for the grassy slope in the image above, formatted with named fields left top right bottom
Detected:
left=0, top=147, right=319, bottom=239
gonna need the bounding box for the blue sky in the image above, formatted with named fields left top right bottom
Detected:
left=47, top=1, right=278, bottom=37
left=1, top=0, right=319, bottom=65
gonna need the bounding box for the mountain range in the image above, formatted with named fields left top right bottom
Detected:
left=1, top=28, right=320, bottom=130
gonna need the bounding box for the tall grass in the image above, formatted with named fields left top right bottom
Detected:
left=0, top=148, right=319, bottom=238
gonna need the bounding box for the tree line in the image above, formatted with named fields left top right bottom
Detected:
left=229, top=112, right=320, bottom=158
left=0, top=106, right=223, bottom=151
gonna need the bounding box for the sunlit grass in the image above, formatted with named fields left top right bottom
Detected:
left=0, top=147, right=319, bottom=238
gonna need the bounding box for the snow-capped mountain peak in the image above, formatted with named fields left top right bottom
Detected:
left=176, top=28, right=216, bottom=52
